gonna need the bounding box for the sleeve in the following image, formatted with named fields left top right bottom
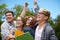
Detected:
left=34, top=5, right=39, bottom=17
left=1, top=23, right=10, bottom=39
left=49, top=29, right=58, bottom=40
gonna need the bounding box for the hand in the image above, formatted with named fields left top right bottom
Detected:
left=8, top=34, right=15, bottom=38
left=25, top=2, right=28, bottom=7
left=6, top=36, right=10, bottom=40
left=6, top=34, right=15, bottom=40
left=34, top=0, right=37, bottom=5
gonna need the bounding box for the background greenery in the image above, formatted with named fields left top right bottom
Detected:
left=0, top=3, right=60, bottom=40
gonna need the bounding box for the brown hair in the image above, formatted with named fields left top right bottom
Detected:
left=20, top=16, right=26, bottom=27
left=5, top=11, right=14, bottom=16
left=16, top=16, right=26, bottom=30
left=25, top=16, right=37, bottom=26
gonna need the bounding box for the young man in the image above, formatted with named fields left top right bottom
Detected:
left=1, top=3, right=28, bottom=40
left=1, top=11, right=16, bottom=40
left=34, top=0, right=57, bottom=40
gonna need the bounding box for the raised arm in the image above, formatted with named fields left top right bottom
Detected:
left=20, top=2, right=28, bottom=17
left=34, top=0, right=39, bottom=17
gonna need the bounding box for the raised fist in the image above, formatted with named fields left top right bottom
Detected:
left=25, top=2, right=28, bottom=7
left=34, top=0, right=37, bottom=5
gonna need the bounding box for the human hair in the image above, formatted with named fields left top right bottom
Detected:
left=39, top=8, right=50, bottom=21
left=5, top=11, right=14, bottom=16
left=20, top=17, right=26, bottom=27
left=16, top=16, right=26, bottom=31
left=25, top=16, right=37, bottom=26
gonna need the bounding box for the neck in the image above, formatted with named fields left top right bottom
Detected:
left=8, top=21, right=14, bottom=25
left=38, top=21, right=46, bottom=30
left=26, top=24, right=31, bottom=26
left=8, top=20, right=13, bottom=24
left=17, top=26, right=22, bottom=31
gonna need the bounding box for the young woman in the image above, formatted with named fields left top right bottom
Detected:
left=14, top=16, right=26, bottom=37
left=23, top=16, right=37, bottom=38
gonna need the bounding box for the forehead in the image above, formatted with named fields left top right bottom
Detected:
left=6, top=13, right=12, bottom=15
left=27, top=17, right=33, bottom=20
left=38, top=12, right=44, bottom=15
left=17, top=17, right=22, bottom=20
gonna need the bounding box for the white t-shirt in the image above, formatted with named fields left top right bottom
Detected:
left=35, top=24, right=45, bottom=40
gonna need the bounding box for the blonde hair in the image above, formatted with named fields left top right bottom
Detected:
left=39, top=8, right=50, bottom=20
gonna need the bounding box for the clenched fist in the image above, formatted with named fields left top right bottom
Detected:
left=25, top=2, right=28, bottom=7
left=34, top=0, right=37, bottom=5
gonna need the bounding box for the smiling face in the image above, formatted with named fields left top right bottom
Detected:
left=16, top=17, right=23, bottom=28
left=25, top=16, right=36, bottom=26
left=37, top=12, right=48, bottom=23
left=5, top=13, right=14, bottom=23
left=26, top=17, right=32, bottom=26
left=37, top=8, right=50, bottom=23
left=37, top=13, right=44, bottom=22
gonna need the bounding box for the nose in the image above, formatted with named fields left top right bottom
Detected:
left=6, top=16, right=11, bottom=19
left=37, top=13, right=40, bottom=16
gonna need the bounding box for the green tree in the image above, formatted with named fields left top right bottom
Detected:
left=25, top=9, right=35, bottom=16
left=13, top=5, right=35, bottom=20
left=13, top=5, right=23, bottom=18
left=48, top=17, right=55, bottom=29
left=0, top=3, right=9, bottom=20
left=54, top=15, right=60, bottom=40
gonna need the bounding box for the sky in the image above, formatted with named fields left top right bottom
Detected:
left=0, top=0, right=60, bottom=21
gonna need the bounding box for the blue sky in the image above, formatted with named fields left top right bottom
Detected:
left=0, top=0, right=60, bottom=20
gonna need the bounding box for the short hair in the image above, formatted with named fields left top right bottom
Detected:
left=5, top=11, right=14, bottom=16
left=39, top=8, right=50, bottom=20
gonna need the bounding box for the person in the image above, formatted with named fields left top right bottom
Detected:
left=14, top=16, right=26, bottom=37
left=33, top=0, right=57, bottom=40
left=8, top=2, right=28, bottom=38
left=1, top=2, right=28, bottom=40
left=1, top=11, right=16, bottom=40
left=23, top=16, right=36, bottom=37
left=34, top=0, right=39, bottom=17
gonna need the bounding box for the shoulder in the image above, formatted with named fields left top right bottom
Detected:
left=46, top=23, right=54, bottom=31
left=34, top=23, right=38, bottom=29
left=1, top=21, right=7, bottom=27
left=1, top=21, right=9, bottom=29
left=45, top=23, right=55, bottom=35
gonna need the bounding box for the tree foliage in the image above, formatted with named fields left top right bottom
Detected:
left=0, top=3, right=9, bottom=20
left=54, top=15, right=60, bottom=40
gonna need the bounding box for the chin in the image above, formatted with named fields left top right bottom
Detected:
left=7, top=21, right=12, bottom=23
left=17, top=24, right=22, bottom=27
left=16, top=25, right=20, bottom=27
left=37, top=19, right=41, bottom=22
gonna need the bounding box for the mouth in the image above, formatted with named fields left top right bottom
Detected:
left=7, top=17, right=11, bottom=19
